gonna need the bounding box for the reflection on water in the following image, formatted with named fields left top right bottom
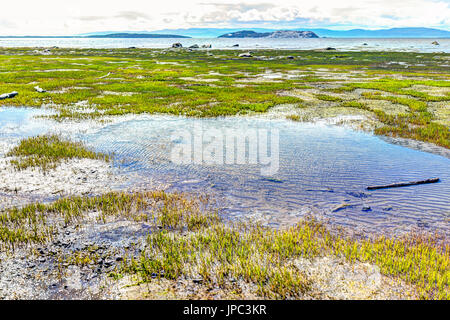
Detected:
left=1, top=107, right=449, bottom=235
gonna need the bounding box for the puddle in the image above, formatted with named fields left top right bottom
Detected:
left=1, top=107, right=449, bottom=235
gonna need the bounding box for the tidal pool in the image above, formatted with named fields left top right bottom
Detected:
left=1, top=107, right=449, bottom=235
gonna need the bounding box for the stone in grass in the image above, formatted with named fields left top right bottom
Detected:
left=0, top=91, right=18, bottom=100
left=172, top=43, right=183, bottom=48
left=189, top=44, right=199, bottom=49
left=34, top=86, right=46, bottom=93
left=239, top=52, right=253, bottom=58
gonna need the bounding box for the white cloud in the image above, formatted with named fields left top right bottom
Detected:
left=0, top=0, right=448, bottom=35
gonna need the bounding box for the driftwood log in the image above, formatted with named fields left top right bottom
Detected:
left=367, top=178, right=440, bottom=190
left=0, top=91, right=18, bottom=100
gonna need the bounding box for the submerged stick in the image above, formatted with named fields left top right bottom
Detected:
left=367, top=178, right=440, bottom=190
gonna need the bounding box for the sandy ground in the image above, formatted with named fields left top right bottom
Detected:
left=0, top=157, right=127, bottom=209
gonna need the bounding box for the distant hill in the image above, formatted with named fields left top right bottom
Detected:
left=121, top=28, right=275, bottom=38
left=3, top=27, right=447, bottom=39
left=86, top=33, right=191, bottom=38
left=307, top=27, right=450, bottom=38
left=137, top=27, right=450, bottom=38
left=218, top=30, right=271, bottom=38
left=218, top=30, right=319, bottom=38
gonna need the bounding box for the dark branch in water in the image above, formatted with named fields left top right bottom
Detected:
left=367, top=178, right=440, bottom=190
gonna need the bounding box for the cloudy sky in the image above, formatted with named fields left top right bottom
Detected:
left=0, top=0, right=449, bottom=35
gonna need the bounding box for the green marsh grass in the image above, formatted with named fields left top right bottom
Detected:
left=122, top=205, right=450, bottom=300
left=0, top=48, right=448, bottom=148
left=0, top=190, right=448, bottom=299
left=6, top=134, right=109, bottom=171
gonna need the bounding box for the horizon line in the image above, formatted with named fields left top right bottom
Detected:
left=0, top=26, right=449, bottom=38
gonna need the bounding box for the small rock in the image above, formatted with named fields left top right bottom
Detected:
left=362, top=206, right=372, bottom=212
left=49, top=283, right=58, bottom=289
left=189, top=44, right=199, bottom=49
left=238, top=52, right=253, bottom=58
left=232, top=44, right=239, bottom=47
left=0, top=91, right=18, bottom=100
left=286, top=56, right=295, bottom=59
left=172, top=43, right=182, bottom=48
left=431, top=41, right=439, bottom=45
left=201, top=44, right=212, bottom=48
left=325, top=47, right=337, bottom=50
left=104, top=258, right=114, bottom=267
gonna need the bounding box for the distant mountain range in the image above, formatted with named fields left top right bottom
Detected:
left=218, top=30, right=319, bottom=38
left=307, top=27, right=450, bottom=38
left=1, top=27, right=449, bottom=38
left=86, top=33, right=190, bottom=38
left=88, top=27, right=449, bottom=38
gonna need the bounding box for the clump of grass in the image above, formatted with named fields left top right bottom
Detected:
left=315, top=94, right=343, bottom=102
left=6, top=134, right=109, bottom=171
left=286, top=114, right=301, bottom=121
left=341, top=98, right=450, bottom=148
left=0, top=191, right=217, bottom=249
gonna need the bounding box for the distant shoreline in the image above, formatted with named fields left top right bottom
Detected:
left=1, top=27, right=450, bottom=39
left=1, top=36, right=449, bottom=39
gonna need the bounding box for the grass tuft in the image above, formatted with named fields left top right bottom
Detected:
left=6, top=134, right=109, bottom=171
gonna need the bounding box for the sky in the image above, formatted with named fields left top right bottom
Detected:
left=0, top=0, right=449, bottom=35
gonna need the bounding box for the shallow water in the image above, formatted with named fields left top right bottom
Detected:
left=1, top=107, right=449, bottom=235
left=0, top=38, right=449, bottom=53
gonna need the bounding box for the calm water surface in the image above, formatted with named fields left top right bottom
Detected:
left=1, top=107, right=449, bottom=235
left=0, top=38, right=449, bottom=53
